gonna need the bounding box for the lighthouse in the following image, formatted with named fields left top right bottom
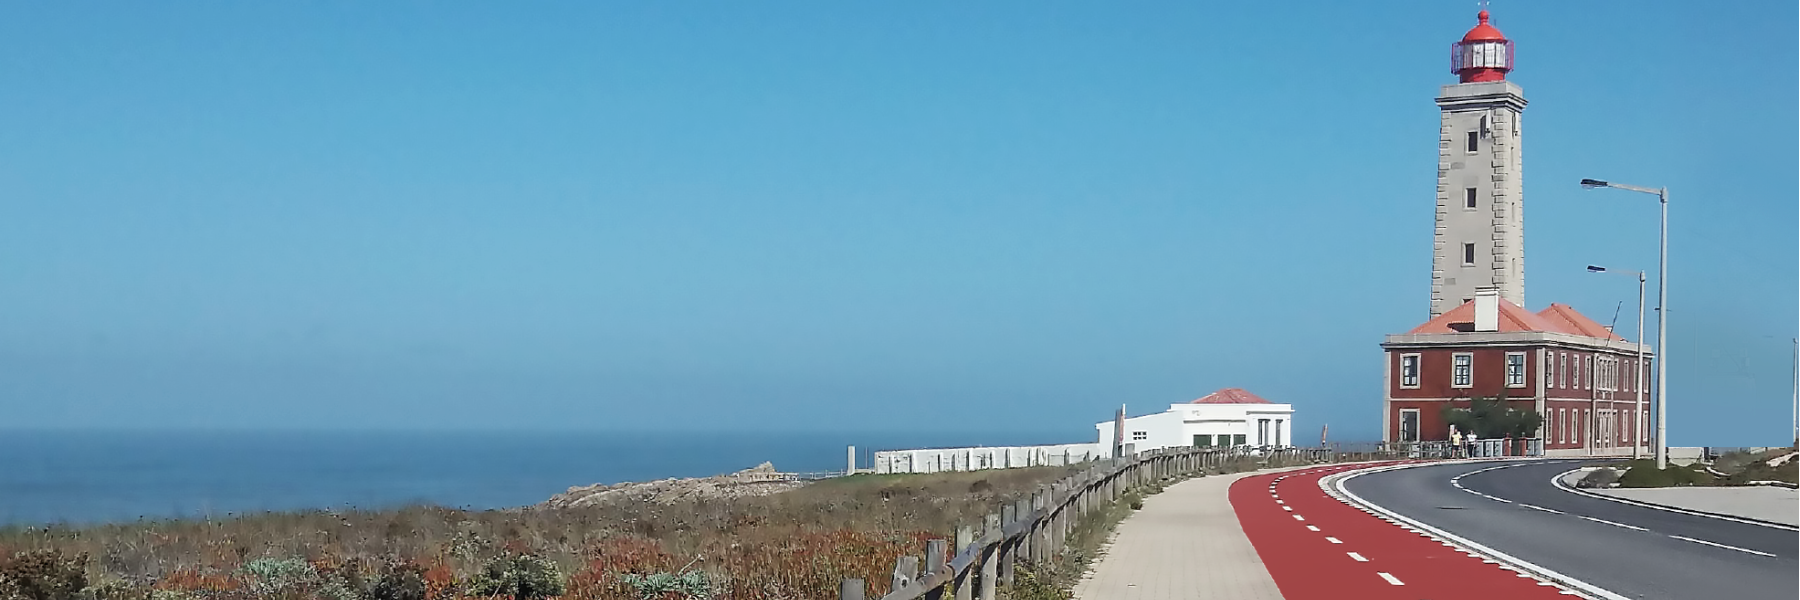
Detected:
left=1429, top=10, right=1527, bottom=318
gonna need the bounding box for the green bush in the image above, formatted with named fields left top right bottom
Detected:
left=616, top=570, right=712, bottom=600
left=467, top=553, right=564, bottom=600
left=1576, top=468, right=1619, bottom=488
left=239, top=557, right=317, bottom=597
left=1616, top=460, right=1714, bottom=488
left=0, top=549, right=90, bottom=600
left=371, top=561, right=428, bottom=600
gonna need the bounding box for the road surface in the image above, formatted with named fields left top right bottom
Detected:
left=1345, top=460, right=1798, bottom=600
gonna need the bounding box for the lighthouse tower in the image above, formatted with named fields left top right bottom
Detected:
left=1429, top=10, right=1527, bottom=318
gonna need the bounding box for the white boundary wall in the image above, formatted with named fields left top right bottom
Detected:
left=873, top=443, right=1106, bottom=474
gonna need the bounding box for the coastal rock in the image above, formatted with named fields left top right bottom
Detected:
left=540, top=463, right=808, bottom=509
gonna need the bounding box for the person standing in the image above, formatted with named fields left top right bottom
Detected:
left=1450, top=427, right=1464, bottom=458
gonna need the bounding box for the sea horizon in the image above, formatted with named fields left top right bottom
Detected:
left=0, top=428, right=1085, bottom=527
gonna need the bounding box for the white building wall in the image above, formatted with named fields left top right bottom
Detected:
left=1096, top=403, right=1296, bottom=455
left=871, top=443, right=1106, bottom=475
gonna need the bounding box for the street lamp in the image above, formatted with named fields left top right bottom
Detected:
left=1588, top=265, right=1647, bottom=460
left=1579, top=178, right=1669, bottom=469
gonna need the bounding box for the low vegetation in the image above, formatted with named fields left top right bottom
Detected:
left=1440, top=395, right=1542, bottom=440
left=0, top=466, right=1082, bottom=600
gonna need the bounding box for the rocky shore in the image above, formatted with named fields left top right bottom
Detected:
left=539, top=462, right=811, bottom=508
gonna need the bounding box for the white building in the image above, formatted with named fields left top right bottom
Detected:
left=1095, top=388, right=1296, bottom=454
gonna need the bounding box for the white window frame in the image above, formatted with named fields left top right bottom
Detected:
left=1543, top=352, right=1554, bottom=388
left=1398, top=408, right=1421, bottom=443
left=1559, top=408, right=1568, bottom=444
left=1558, top=353, right=1567, bottom=388
left=1585, top=356, right=1593, bottom=390
left=1451, top=353, right=1474, bottom=388
left=1131, top=430, right=1148, bottom=441
left=1462, top=242, right=1477, bottom=266
left=1465, top=187, right=1479, bottom=209
left=1504, top=352, right=1527, bottom=388
left=1399, top=353, right=1421, bottom=389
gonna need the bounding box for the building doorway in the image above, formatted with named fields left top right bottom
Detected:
left=1399, top=409, right=1420, bottom=442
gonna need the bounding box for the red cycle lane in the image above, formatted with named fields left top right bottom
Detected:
left=1229, top=463, right=1577, bottom=600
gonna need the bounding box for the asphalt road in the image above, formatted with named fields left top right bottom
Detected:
left=1345, top=460, right=1799, bottom=600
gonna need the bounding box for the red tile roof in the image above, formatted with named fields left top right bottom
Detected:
left=1190, top=388, right=1273, bottom=405
left=1406, top=298, right=1625, bottom=341
left=1408, top=298, right=1561, bottom=334
left=1536, top=303, right=1626, bottom=340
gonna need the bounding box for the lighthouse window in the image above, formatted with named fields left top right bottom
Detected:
left=1466, top=131, right=1479, bottom=153
left=1465, top=187, right=1478, bottom=208
left=1462, top=243, right=1476, bottom=265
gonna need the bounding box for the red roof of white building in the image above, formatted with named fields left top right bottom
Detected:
left=1407, top=298, right=1626, bottom=341
left=1189, top=388, right=1273, bottom=405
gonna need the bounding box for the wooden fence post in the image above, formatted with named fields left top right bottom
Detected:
left=999, top=504, right=1016, bottom=585
left=891, top=555, right=919, bottom=595
left=924, top=539, right=948, bottom=600
left=954, top=525, right=974, bottom=600
left=981, top=512, right=1001, bottom=600
left=840, top=578, right=865, bottom=600
left=1015, top=497, right=1032, bottom=565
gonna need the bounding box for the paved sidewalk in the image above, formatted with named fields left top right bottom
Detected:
left=1595, top=486, right=1799, bottom=526
left=1071, top=470, right=1289, bottom=600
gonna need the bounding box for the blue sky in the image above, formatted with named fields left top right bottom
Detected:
left=0, top=2, right=1793, bottom=445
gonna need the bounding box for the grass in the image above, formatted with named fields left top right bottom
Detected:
left=0, top=465, right=1082, bottom=600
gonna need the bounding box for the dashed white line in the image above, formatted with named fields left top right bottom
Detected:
left=1325, top=536, right=1342, bottom=544
left=1293, top=515, right=1305, bottom=521
left=1283, top=506, right=1293, bottom=511
left=1520, top=504, right=1564, bottom=514
left=1669, top=535, right=1778, bottom=557
left=1577, top=516, right=1647, bottom=531
left=1305, top=525, right=1320, bottom=532
left=1347, top=551, right=1368, bottom=562
left=1377, top=572, right=1404, bottom=586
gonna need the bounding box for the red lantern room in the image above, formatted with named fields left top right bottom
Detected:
left=1451, top=10, right=1513, bottom=83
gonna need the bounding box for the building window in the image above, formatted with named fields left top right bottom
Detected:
left=1505, top=352, right=1526, bottom=387
left=1466, top=131, right=1479, bottom=153
left=1451, top=353, right=1473, bottom=388
left=1559, top=408, right=1568, bottom=444
left=1131, top=431, right=1148, bottom=441
left=1399, top=409, right=1420, bottom=443
left=1400, top=354, right=1421, bottom=388
left=1232, top=434, right=1247, bottom=446
left=1462, top=243, right=1476, bottom=265
left=1544, top=352, right=1555, bottom=388
left=1585, top=356, right=1593, bottom=390
left=1193, top=434, right=1212, bottom=448
left=1465, top=187, right=1478, bottom=209
left=1558, top=353, right=1567, bottom=388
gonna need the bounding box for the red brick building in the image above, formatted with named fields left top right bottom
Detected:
left=1381, top=288, right=1654, bottom=456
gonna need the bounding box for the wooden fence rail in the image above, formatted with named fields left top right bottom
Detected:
left=838, top=445, right=1356, bottom=600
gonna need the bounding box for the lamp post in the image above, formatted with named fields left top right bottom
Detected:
left=1588, top=265, right=1646, bottom=460
left=1580, top=179, right=1668, bottom=469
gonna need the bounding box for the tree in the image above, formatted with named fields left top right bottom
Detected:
left=1441, top=394, right=1543, bottom=439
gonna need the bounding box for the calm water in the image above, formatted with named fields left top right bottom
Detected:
left=0, top=430, right=1079, bottom=526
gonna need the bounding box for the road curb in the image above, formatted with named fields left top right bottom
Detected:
left=1322, top=460, right=1631, bottom=600
left=1550, top=468, right=1800, bottom=532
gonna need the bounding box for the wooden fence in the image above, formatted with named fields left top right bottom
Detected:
left=835, top=445, right=1347, bottom=600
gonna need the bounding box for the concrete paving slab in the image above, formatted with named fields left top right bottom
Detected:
left=1595, top=486, right=1799, bottom=526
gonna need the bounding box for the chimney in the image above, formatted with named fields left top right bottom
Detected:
left=1474, top=287, right=1500, bottom=332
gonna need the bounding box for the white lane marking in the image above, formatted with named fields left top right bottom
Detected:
left=1521, top=504, right=1564, bottom=514
left=1669, top=535, right=1778, bottom=557
left=1305, top=525, right=1320, bottom=532
left=1577, top=516, right=1647, bottom=531
left=1377, top=572, right=1403, bottom=585
left=1293, top=515, right=1305, bottom=521
left=1283, top=506, right=1293, bottom=511
left=1325, top=536, right=1342, bottom=544
left=1276, top=500, right=1284, bottom=504
left=1329, top=461, right=1635, bottom=600
left=1347, top=551, right=1368, bottom=562
left=1549, top=469, right=1800, bottom=532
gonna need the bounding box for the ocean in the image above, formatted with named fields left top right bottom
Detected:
left=0, top=429, right=1079, bottom=526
